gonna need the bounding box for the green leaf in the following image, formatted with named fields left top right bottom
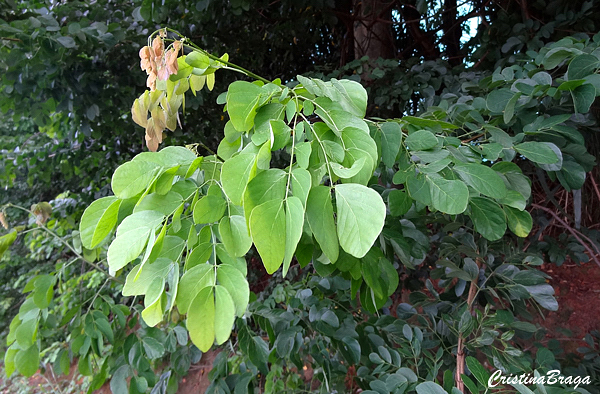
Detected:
left=142, top=337, right=165, bottom=359
left=15, top=345, right=39, bottom=377
left=380, top=122, right=402, bottom=167
left=141, top=281, right=166, bottom=327
left=514, top=142, right=558, bottom=164
left=407, top=173, right=431, bottom=206
left=405, top=130, right=438, bottom=151
left=226, top=81, right=264, bottom=132
left=330, top=157, right=366, bottom=179
left=4, top=347, right=17, bottom=378
left=111, top=160, right=161, bottom=199
left=466, top=356, right=491, bottom=387
left=295, top=142, right=312, bottom=169
left=335, top=184, right=386, bottom=258
left=415, top=381, right=447, bottom=394
left=176, top=263, right=215, bottom=314
left=79, top=196, right=121, bottom=249
left=185, top=51, right=210, bottom=69
left=0, top=230, right=18, bottom=259
left=503, top=91, right=521, bottom=123
left=217, top=264, right=249, bottom=317
left=290, top=168, right=311, bottom=206
left=572, top=83, right=596, bottom=113
left=388, top=190, right=412, bottom=216
left=185, top=227, right=213, bottom=270
left=110, top=365, right=131, bottom=394
left=187, top=286, right=215, bottom=352
left=567, top=54, right=599, bottom=80
left=487, top=88, right=515, bottom=113
left=123, top=258, right=174, bottom=296
left=107, top=211, right=164, bottom=273
left=342, top=127, right=378, bottom=166
left=214, top=285, right=235, bottom=345
left=193, top=195, right=227, bottom=224
left=330, top=79, right=368, bottom=117
left=134, top=191, right=183, bottom=216
left=15, top=318, right=37, bottom=349
left=221, top=153, right=257, bottom=205
left=57, top=35, right=76, bottom=48
left=243, top=168, right=286, bottom=217
left=219, top=215, right=252, bottom=257
left=525, top=284, right=558, bottom=311
left=557, top=160, right=586, bottom=191
left=453, top=163, right=507, bottom=199
left=249, top=199, right=286, bottom=274
left=504, top=206, right=533, bottom=237
left=498, top=190, right=527, bottom=211
left=32, top=275, right=54, bottom=309
left=283, top=196, right=304, bottom=276
left=306, top=186, right=339, bottom=263
left=427, top=176, right=469, bottom=214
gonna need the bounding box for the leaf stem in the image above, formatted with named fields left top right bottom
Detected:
left=2, top=203, right=124, bottom=284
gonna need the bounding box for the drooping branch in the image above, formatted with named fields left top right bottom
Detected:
left=400, top=1, right=440, bottom=60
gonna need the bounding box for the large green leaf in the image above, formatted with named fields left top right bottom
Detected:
left=453, top=163, right=507, bottom=199
left=486, top=88, right=514, bottom=113
left=427, top=176, right=469, bottom=214
left=122, top=258, right=174, bottom=296
left=335, top=184, right=386, bottom=258
left=193, top=195, right=227, bottom=224
left=341, top=127, right=378, bottom=171
left=187, top=286, right=215, bottom=352
left=514, top=142, right=558, bottom=164
left=219, top=215, right=252, bottom=257
left=415, top=381, right=447, bottom=394
left=79, top=196, right=121, bottom=249
left=290, top=168, right=311, bottom=206
left=283, top=196, right=304, bottom=276
left=15, top=318, right=37, bottom=349
left=134, top=191, right=183, bottom=216
left=107, top=211, right=164, bottom=273
left=572, top=83, right=596, bottom=113
left=141, top=281, right=166, bottom=327
left=111, top=160, right=161, bottom=199
left=176, top=264, right=215, bottom=314
left=306, top=186, right=339, bottom=263
left=388, top=189, right=413, bottom=217
left=14, top=345, right=39, bottom=377
left=405, top=130, right=438, bottom=151
left=557, top=160, right=586, bottom=191
left=567, top=54, right=599, bottom=80
left=379, top=122, right=402, bottom=168
left=0, top=230, right=18, bottom=259
left=249, top=199, right=286, bottom=274
left=466, top=356, right=491, bottom=388
left=226, top=81, right=264, bottom=132
left=221, top=153, right=257, bottom=205
left=468, top=197, right=507, bottom=241
left=504, top=206, right=533, bottom=237
left=330, top=79, right=368, bottom=117
left=243, top=169, right=287, bottom=224
left=217, top=264, right=249, bottom=317
left=214, top=285, right=235, bottom=345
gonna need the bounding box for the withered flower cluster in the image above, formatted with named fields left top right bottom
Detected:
left=134, top=33, right=184, bottom=151
left=139, top=35, right=182, bottom=91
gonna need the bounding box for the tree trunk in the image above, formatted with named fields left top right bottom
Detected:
left=353, top=0, right=396, bottom=61
left=442, top=0, right=463, bottom=66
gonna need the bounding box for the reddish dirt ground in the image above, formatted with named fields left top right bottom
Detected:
left=538, top=261, right=600, bottom=353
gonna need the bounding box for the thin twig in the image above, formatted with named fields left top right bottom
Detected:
left=455, top=257, right=481, bottom=392
left=531, top=204, right=600, bottom=268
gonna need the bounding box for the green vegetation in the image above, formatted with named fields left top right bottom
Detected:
left=1, top=1, right=599, bottom=393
